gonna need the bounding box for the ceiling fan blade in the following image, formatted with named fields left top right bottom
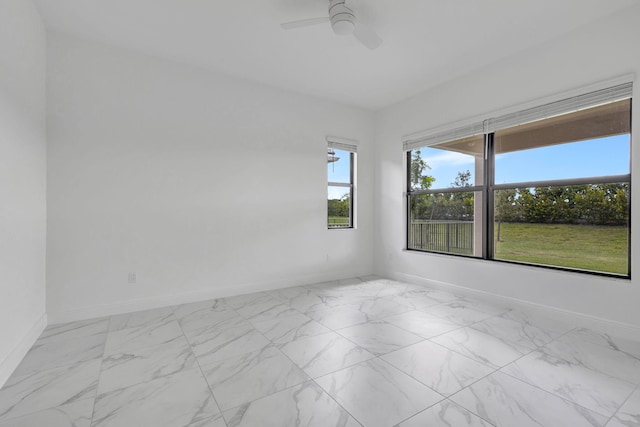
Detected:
left=353, top=22, right=382, bottom=50
left=280, top=17, right=330, bottom=30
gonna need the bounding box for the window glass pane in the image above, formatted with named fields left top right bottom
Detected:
left=328, top=186, right=351, bottom=228
left=328, top=149, right=351, bottom=183
left=409, top=135, right=484, bottom=191
left=408, top=191, right=481, bottom=256
left=494, top=100, right=630, bottom=184
left=494, top=183, right=629, bottom=275
left=492, top=98, right=630, bottom=275
left=405, top=90, right=631, bottom=277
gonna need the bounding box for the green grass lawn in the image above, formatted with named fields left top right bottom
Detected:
left=494, top=222, right=628, bottom=275
left=328, top=216, right=349, bottom=227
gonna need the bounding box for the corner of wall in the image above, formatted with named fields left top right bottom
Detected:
left=0, top=0, right=48, bottom=386
left=0, top=314, right=47, bottom=389
left=392, top=271, right=640, bottom=342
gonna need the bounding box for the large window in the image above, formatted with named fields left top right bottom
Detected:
left=406, top=84, right=632, bottom=277
left=328, top=140, right=356, bottom=228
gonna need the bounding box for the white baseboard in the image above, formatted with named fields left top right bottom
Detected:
left=393, top=272, right=640, bottom=342
left=47, top=270, right=360, bottom=324
left=0, top=313, right=47, bottom=389
left=48, top=268, right=640, bottom=342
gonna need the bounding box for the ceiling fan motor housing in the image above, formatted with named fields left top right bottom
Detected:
left=329, top=0, right=355, bottom=35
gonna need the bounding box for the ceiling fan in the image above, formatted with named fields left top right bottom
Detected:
left=280, top=0, right=382, bottom=50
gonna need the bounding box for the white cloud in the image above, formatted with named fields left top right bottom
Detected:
left=328, top=187, right=349, bottom=200
left=426, top=151, right=476, bottom=169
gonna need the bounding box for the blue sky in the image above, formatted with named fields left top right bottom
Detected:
left=495, top=135, right=630, bottom=184
left=417, top=134, right=630, bottom=189
left=328, top=149, right=352, bottom=199
left=327, top=135, right=630, bottom=199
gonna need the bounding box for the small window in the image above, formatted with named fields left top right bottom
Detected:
left=328, top=144, right=355, bottom=229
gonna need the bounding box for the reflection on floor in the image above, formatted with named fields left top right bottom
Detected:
left=1, top=276, right=639, bottom=427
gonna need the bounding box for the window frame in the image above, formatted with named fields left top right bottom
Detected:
left=405, top=149, right=484, bottom=257
left=405, top=86, right=632, bottom=279
left=328, top=146, right=356, bottom=229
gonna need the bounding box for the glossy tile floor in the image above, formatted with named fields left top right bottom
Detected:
left=1, top=277, right=640, bottom=427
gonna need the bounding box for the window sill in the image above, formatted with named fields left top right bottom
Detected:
left=402, top=248, right=631, bottom=280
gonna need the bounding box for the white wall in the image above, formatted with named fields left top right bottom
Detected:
left=374, top=5, right=640, bottom=330
left=0, top=1, right=47, bottom=386
left=47, top=33, right=375, bottom=322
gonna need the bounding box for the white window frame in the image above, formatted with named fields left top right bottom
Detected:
left=327, top=136, right=357, bottom=229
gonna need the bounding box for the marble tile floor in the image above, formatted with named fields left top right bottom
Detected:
left=1, top=276, right=639, bottom=427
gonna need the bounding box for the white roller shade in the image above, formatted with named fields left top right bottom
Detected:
left=485, top=82, right=632, bottom=133
left=401, top=77, right=633, bottom=152
left=327, top=136, right=357, bottom=152
left=402, top=121, right=485, bottom=152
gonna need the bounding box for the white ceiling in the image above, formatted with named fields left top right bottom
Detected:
left=34, top=0, right=638, bottom=110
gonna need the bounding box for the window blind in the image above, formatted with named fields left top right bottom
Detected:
left=327, top=136, right=357, bottom=152
left=402, top=121, right=485, bottom=152
left=402, top=78, right=632, bottom=152
left=485, top=82, right=632, bottom=133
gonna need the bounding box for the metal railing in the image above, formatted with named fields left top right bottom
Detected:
left=409, top=220, right=474, bottom=254
left=328, top=217, right=351, bottom=228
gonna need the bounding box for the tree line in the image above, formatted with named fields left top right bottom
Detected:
left=328, top=195, right=350, bottom=218
left=410, top=150, right=629, bottom=226
left=495, top=184, right=628, bottom=226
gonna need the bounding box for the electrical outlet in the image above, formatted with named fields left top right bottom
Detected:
left=128, top=272, right=137, bottom=284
